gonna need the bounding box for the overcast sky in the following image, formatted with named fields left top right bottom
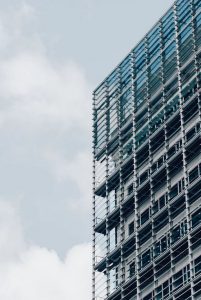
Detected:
left=0, top=0, right=174, bottom=299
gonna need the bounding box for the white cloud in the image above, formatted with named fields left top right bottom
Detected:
left=43, top=149, right=92, bottom=210
left=0, top=200, right=25, bottom=263
left=0, top=1, right=91, bottom=261
left=0, top=51, right=91, bottom=130
left=0, top=201, right=92, bottom=300
left=0, top=2, right=93, bottom=297
left=0, top=1, right=92, bottom=213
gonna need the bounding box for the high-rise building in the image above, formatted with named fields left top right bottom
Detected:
left=92, top=0, right=201, bottom=299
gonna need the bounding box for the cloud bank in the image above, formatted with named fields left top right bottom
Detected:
left=0, top=1, right=92, bottom=254
left=0, top=1, right=92, bottom=298
left=0, top=201, right=92, bottom=300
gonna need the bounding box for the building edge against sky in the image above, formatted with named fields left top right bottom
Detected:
left=92, top=0, right=201, bottom=299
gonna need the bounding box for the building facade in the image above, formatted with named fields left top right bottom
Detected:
left=92, top=0, right=201, bottom=299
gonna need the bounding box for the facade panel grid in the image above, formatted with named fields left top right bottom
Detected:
left=93, top=0, right=201, bottom=299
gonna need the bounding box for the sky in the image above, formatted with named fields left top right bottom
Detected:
left=0, top=0, right=174, bottom=299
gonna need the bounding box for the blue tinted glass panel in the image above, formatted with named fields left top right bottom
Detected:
left=135, top=40, right=145, bottom=57
left=120, top=55, right=132, bottom=90
left=120, top=88, right=132, bottom=122
left=150, top=57, right=161, bottom=74
left=107, top=69, right=119, bottom=96
left=194, top=0, right=201, bottom=12
left=95, top=114, right=107, bottom=149
left=177, top=5, right=191, bottom=31
left=179, top=24, right=192, bottom=43
left=177, top=0, right=189, bottom=12
left=135, top=72, right=147, bottom=90
left=135, top=54, right=146, bottom=73
left=135, top=125, right=149, bottom=147
left=162, top=9, right=174, bottom=25
left=164, top=41, right=176, bottom=60
left=148, top=26, right=160, bottom=44
left=195, top=13, right=201, bottom=28
left=94, top=83, right=107, bottom=109
left=149, top=44, right=160, bottom=60
left=163, top=21, right=175, bottom=46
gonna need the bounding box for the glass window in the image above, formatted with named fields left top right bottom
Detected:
left=189, top=166, right=199, bottom=183
left=194, top=0, right=201, bottom=12
left=123, top=139, right=133, bottom=160
left=135, top=72, right=147, bottom=90
left=182, top=78, right=197, bottom=102
left=120, top=55, right=132, bottom=90
left=109, top=227, right=118, bottom=252
left=128, top=221, right=134, bottom=236
left=155, top=286, right=162, bottom=300
left=186, top=127, right=196, bottom=141
left=168, top=145, right=176, bottom=158
left=165, top=78, right=178, bottom=102
left=148, top=26, right=160, bottom=60
left=155, top=278, right=172, bottom=300
left=150, top=93, right=163, bottom=115
left=139, top=171, right=149, bottom=185
left=169, top=183, right=178, bottom=199
left=128, top=184, right=133, bottom=195
left=181, top=61, right=195, bottom=85
left=154, top=241, right=161, bottom=258
left=174, top=270, right=183, bottom=289
left=135, top=54, right=146, bottom=73
left=140, top=208, right=150, bottom=225
left=192, top=209, right=201, bottom=228
left=163, top=20, right=175, bottom=46
left=107, top=69, right=119, bottom=93
left=150, top=110, right=164, bottom=134
left=95, top=195, right=107, bottom=223
left=195, top=255, right=201, bottom=275
left=158, top=156, right=164, bottom=169
left=109, top=267, right=119, bottom=293
left=174, top=265, right=190, bottom=290
left=154, top=235, right=169, bottom=258
left=195, top=12, right=201, bottom=29
left=141, top=249, right=151, bottom=268
left=163, top=54, right=177, bottom=82
left=172, top=225, right=181, bottom=243
left=178, top=178, right=185, bottom=193
left=95, top=155, right=107, bottom=188
left=162, top=9, right=174, bottom=25
left=161, top=237, right=168, bottom=252
left=159, top=194, right=166, bottom=209
left=153, top=200, right=159, bottom=214
left=162, top=10, right=174, bottom=35
left=149, top=43, right=160, bottom=60
left=135, top=89, right=147, bottom=109
left=129, top=262, right=135, bottom=278
left=172, top=220, right=187, bottom=244
left=143, top=293, right=153, bottom=300
left=177, top=0, right=189, bottom=14
left=164, top=41, right=176, bottom=60
left=120, top=87, right=132, bottom=124
left=95, top=114, right=107, bottom=150
left=135, top=40, right=146, bottom=58
left=135, top=126, right=149, bottom=148
left=178, top=24, right=192, bottom=44
left=150, top=57, right=161, bottom=75
left=178, top=10, right=191, bottom=31
left=109, top=190, right=117, bottom=212
left=181, top=220, right=187, bottom=236
left=108, top=103, right=118, bottom=138
left=94, top=82, right=107, bottom=110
